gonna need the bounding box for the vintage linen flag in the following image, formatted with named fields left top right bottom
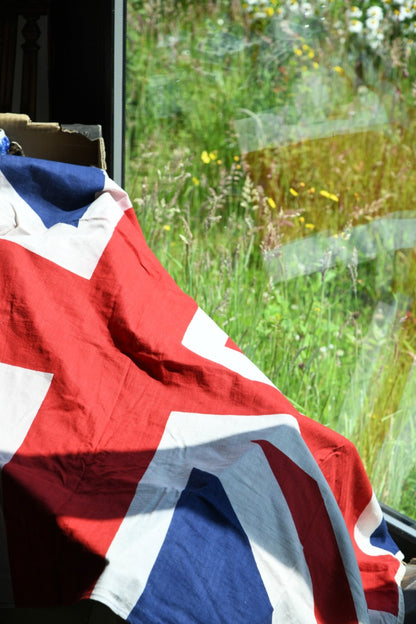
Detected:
left=0, top=155, right=405, bottom=623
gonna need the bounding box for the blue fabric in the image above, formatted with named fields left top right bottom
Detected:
left=0, top=156, right=105, bottom=228
left=130, top=468, right=272, bottom=624
left=370, top=517, right=400, bottom=555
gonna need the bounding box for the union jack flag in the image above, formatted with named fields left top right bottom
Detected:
left=0, top=156, right=404, bottom=623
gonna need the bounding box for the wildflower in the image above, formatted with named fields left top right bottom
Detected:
left=289, top=187, right=299, bottom=197
left=302, top=2, right=314, bottom=17
left=288, top=1, right=300, bottom=11
left=333, top=65, right=344, bottom=74
left=348, top=18, right=363, bottom=33
left=366, top=5, right=383, bottom=20
left=347, top=6, right=363, bottom=18
left=216, top=159, right=222, bottom=165
left=265, top=7, right=274, bottom=16
left=308, top=50, right=315, bottom=59
left=163, top=225, right=171, bottom=231
left=299, top=181, right=305, bottom=187
left=305, top=223, right=315, bottom=230
left=201, top=150, right=211, bottom=164
left=319, top=189, right=339, bottom=202
left=192, top=176, right=200, bottom=186
left=367, top=30, right=384, bottom=49
left=294, top=47, right=303, bottom=56
left=366, top=16, right=381, bottom=30
left=233, top=155, right=240, bottom=162
left=398, top=5, right=412, bottom=20
left=209, top=151, right=218, bottom=160
left=313, top=61, right=319, bottom=69
left=299, top=216, right=305, bottom=224
left=267, top=197, right=277, bottom=209
left=308, top=187, right=315, bottom=194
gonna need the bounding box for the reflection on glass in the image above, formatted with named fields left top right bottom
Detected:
left=126, top=1, right=416, bottom=518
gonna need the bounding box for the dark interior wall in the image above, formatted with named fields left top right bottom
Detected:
left=48, top=0, right=114, bottom=155
left=49, top=0, right=125, bottom=182
left=0, top=0, right=125, bottom=183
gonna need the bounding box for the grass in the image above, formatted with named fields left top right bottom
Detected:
left=125, top=0, right=416, bottom=518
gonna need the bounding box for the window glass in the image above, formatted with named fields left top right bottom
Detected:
left=126, top=0, right=416, bottom=519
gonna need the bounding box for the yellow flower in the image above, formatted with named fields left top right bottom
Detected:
left=302, top=44, right=310, bottom=51
left=216, top=159, right=222, bottom=165
left=236, top=164, right=241, bottom=170
left=319, top=189, right=339, bottom=202
left=265, top=7, right=274, bottom=16
left=209, top=151, right=218, bottom=160
left=313, top=62, right=319, bottom=69
left=299, top=182, right=305, bottom=188
left=308, top=50, right=315, bottom=59
left=305, top=223, right=315, bottom=230
left=308, top=187, right=315, bottom=194
left=192, top=176, right=200, bottom=186
left=299, top=216, right=305, bottom=224
left=201, top=150, right=211, bottom=164
left=233, top=155, right=240, bottom=162
left=333, top=65, right=344, bottom=74
left=163, top=224, right=171, bottom=231
left=294, top=48, right=302, bottom=56
left=267, top=197, right=277, bottom=209
left=289, top=188, right=298, bottom=197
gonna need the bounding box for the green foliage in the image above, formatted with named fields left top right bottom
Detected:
left=125, top=0, right=416, bottom=518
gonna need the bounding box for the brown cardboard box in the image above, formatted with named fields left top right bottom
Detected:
left=0, top=113, right=106, bottom=169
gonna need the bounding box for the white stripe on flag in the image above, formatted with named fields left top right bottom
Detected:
left=0, top=362, right=53, bottom=467
left=0, top=170, right=126, bottom=279
left=218, top=442, right=317, bottom=623
left=182, top=307, right=275, bottom=386
left=263, top=423, right=371, bottom=624
left=0, top=362, right=53, bottom=606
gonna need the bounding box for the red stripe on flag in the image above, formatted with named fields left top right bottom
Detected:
left=296, top=423, right=401, bottom=616
left=255, top=440, right=359, bottom=624
left=225, top=336, right=243, bottom=353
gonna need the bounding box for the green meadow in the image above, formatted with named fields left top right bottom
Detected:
left=125, top=0, right=416, bottom=517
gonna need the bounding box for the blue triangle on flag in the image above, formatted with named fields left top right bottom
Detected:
left=370, top=517, right=401, bottom=555
left=0, top=156, right=105, bottom=228
left=129, top=468, right=272, bottom=624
